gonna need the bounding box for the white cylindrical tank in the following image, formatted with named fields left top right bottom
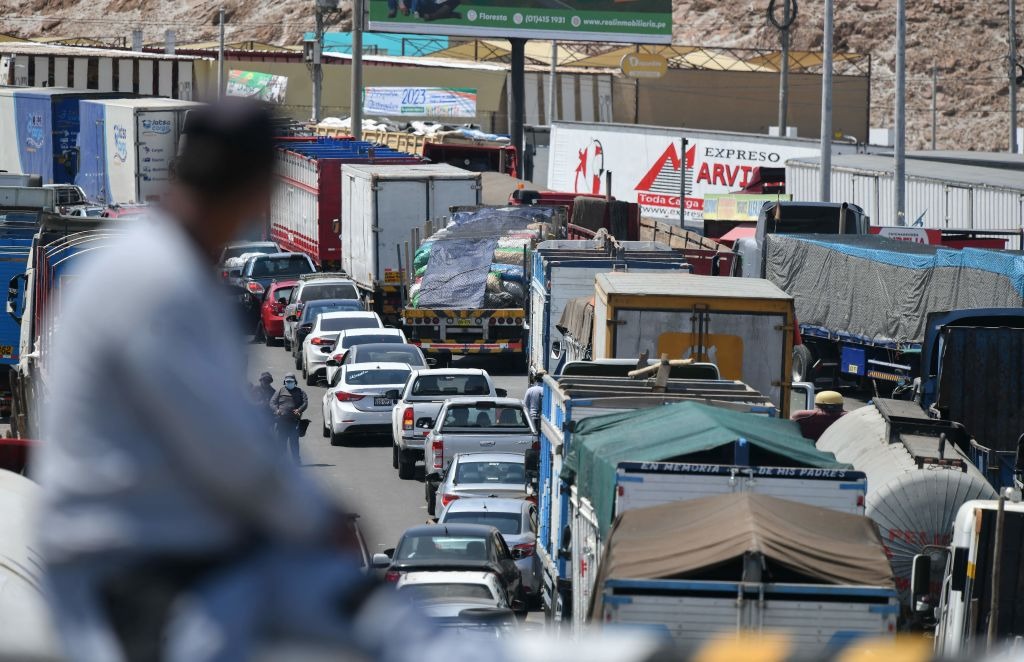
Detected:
left=0, top=470, right=59, bottom=659
left=817, top=405, right=996, bottom=606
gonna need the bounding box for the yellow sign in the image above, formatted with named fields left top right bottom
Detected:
left=620, top=52, right=669, bottom=79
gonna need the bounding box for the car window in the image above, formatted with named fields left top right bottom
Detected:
left=300, top=283, right=359, bottom=302
left=344, top=368, right=411, bottom=386
left=494, top=534, right=511, bottom=560
left=341, top=334, right=401, bottom=348
left=454, top=460, right=525, bottom=486
left=412, top=375, right=490, bottom=397
left=271, top=286, right=295, bottom=302
left=250, top=256, right=314, bottom=279
left=320, top=317, right=380, bottom=332
left=398, top=584, right=494, bottom=602
left=442, top=405, right=529, bottom=431
left=352, top=347, right=425, bottom=366
left=395, top=535, right=489, bottom=562
left=301, top=302, right=362, bottom=322
left=443, top=511, right=522, bottom=535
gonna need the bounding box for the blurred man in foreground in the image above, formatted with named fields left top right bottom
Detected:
left=34, top=101, right=460, bottom=662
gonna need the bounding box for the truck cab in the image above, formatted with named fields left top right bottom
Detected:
left=916, top=496, right=1024, bottom=655
left=736, top=201, right=870, bottom=278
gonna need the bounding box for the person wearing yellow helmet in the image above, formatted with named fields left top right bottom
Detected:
left=791, top=390, right=846, bottom=442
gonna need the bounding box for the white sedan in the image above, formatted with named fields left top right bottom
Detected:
left=322, top=362, right=412, bottom=446
left=300, top=311, right=384, bottom=385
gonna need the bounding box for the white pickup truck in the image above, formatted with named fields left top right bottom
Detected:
left=389, top=369, right=505, bottom=479
left=424, top=397, right=536, bottom=515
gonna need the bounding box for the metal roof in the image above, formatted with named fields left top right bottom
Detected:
left=0, top=41, right=204, bottom=61
left=341, top=163, right=480, bottom=180
left=787, top=154, right=1024, bottom=193
left=596, top=271, right=792, bottom=301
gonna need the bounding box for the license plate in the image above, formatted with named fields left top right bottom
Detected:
left=374, top=397, right=395, bottom=407
left=456, top=318, right=474, bottom=327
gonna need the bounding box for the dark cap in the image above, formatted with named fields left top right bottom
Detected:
left=174, top=99, right=276, bottom=198
left=259, top=371, right=273, bottom=383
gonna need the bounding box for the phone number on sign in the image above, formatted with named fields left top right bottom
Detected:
left=524, top=14, right=566, bottom=24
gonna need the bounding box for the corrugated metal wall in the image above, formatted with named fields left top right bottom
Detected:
left=787, top=161, right=1024, bottom=231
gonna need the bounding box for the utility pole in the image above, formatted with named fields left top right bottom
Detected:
left=769, top=0, right=797, bottom=135
left=895, top=0, right=906, bottom=226
left=931, top=63, right=938, bottom=150
left=547, top=41, right=557, bottom=125
left=819, top=0, right=833, bottom=201
left=1010, top=0, right=1018, bottom=154
left=217, top=8, right=225, bottom=100
left=510, top=38, right=526, bottom=165
left=350, top=0, right=364, bottom=139
left=312, top=3, right=324, bottom=124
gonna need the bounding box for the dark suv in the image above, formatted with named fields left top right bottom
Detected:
left=236, top=252, right=315, bottom=321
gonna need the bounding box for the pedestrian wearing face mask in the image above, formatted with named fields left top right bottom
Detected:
left=270, top=372, right=308, bottom=463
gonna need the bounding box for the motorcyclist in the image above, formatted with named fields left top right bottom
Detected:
left=270, top=372, right=307, bottom=463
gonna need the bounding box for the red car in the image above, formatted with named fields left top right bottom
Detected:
left=258, top=280, right=299, bottom=345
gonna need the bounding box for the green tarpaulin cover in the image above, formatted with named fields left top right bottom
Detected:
left=560, top=400, right=851, bottom=535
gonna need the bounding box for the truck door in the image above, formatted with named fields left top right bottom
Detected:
left=135, top=110, right=178, bottom=203
left=613, top=307, right=788, bottom=406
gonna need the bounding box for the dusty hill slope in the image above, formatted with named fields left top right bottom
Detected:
left=2, top=0, right=1017, bottom=150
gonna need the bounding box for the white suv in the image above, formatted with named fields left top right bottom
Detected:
left=282, top=274, right=360, bottom=351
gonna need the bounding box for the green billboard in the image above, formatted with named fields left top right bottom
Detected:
left=366, top=0, right=673, bottom=44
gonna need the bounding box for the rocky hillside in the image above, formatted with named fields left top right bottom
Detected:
left=3, top=0, right=1017, bottom=150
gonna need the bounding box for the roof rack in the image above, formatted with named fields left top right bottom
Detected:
left=298, top=271, right=350, bottom=281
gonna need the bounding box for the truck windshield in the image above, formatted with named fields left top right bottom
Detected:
left=442, top=405, right=530, bottom=430
left=300, top=282, right=359, bottom=301
left=412, top=375, right=490, bottom=397
left=250, top=256, right=313, bottom=278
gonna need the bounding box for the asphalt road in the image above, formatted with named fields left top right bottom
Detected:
left=246, top=339, right=529, bottom=556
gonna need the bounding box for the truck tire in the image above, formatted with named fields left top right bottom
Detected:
left=398, top=453, right=415, bottom=480
left=792, top=344, right=814, bottom=383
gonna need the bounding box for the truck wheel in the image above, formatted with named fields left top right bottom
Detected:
left=792, top=345, right=815, bottom=382
left=398, top=454, right=415, bottom=480
left=392, top=443, right=399, bottom=469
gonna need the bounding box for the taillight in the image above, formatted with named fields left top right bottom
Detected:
left=513, top=542, right=535, bottom=557
left=440, top=493, right=459, bottom=507
left=220, top=270, right=229, bottom=279
left=431, top=436, right=444, bottom=472
left=246, top=281, right=264, bottom=294
left=384, top=570, right=401, bottom=583
left=311, top=337, right=332, bottom=346
left=402, top=407, right=414, bottom=431
left=335, top=391, right=365, bottom=402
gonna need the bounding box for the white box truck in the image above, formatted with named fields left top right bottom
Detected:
left=75, top=98, right=201, bottom=205
left=339, top=163, right=481, bottom=323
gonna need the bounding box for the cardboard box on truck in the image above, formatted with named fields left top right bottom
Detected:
left=592, top=271, right=795, bottom=411
left=74, top=98, right=200, bottom=205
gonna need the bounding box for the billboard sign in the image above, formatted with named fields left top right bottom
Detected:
left=549, top=122, right=847, bottom=225
left=363, top=86, right=477, bottom=117
left=226, top=70, right=289, bottom=105
left=366, top=0, right=672, bottom=44
left=620, top=52, right=668, bottom=79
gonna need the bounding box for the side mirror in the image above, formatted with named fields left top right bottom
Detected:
left=495, top=388, right=508, bottom=398
left=911, top=553, right=931, bottom=611
left=558, top=525, right=572, bottom=560
left=286, top=314, right=298, bottom=322
left=510, top=599, right=526, bottom=612
left=790, top=381, right=815, bottom=414
left=326, top=359, right=339, bottom=367
left=371, top=553, right=391, bottom=569
left=511, top=548, right=527, bottom=561
left=550, top=340, right=562, bottom=359
left=425, top=357, right=438, bottom=368
left=385, top=389, right=401, bottom=400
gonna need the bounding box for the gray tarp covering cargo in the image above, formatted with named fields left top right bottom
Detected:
left=590, top=492, right=894, bottom=619
left=555, top=295, right=593, bottom=350
left=764, top=234, right=1024, bottom=347
left=412, top=206, right=556, bottom=309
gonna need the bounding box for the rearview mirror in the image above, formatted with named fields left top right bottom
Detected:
left=495, top=388, right=508, bottom=398
left=790, top=381, right=815, bottom=413
left=550, top=340, right=562, bottom=359
left=371, top=553, right=391, bottom=569
left=910, top=554, right=931, bottom=611
left=510, top=548, right=527, bottom=561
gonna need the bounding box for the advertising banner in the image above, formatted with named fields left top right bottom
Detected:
left=548, top=123, right=848, bottom=225
left=226, top=70, right=289, bottom=104
left=363, top=86, right=477, bottom=117
left=366, top=0, right=672, bottom=44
